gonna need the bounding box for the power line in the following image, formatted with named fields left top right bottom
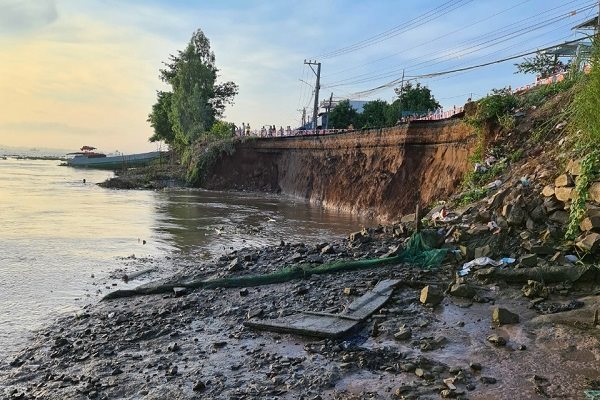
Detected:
left=322, top=3, right=594, bottom=88
left=348, top=37, right=587, bottom=98
left=321, top=0, right=537, bottom=79
left=314, top=0, right=474, bottom=59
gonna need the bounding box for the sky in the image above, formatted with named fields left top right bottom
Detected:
left=0, top=0, right=595, bottom=153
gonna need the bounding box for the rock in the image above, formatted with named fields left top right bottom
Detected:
left=306, top=254, right=324, bottom=264
left=554, top=187, right=574, bottom=202
left=173, top=287, right=187, bottom=297
left=400, top=213, right=416, bottom=224
left=343, top=287, right=355, bottom=296
left=474, top=245, right=491, bottom=259
left=111, top=367, right=123, bottom=375
left=506, top=205, right=526, bottom=226
left=541, top=185, right=555, bottom=197
left=487, top=334, right=507, bottom=346
left=459, top=245, right=474, bottom=259
left=519, top=254, right=537, bottom=268
left=530, top=205, right=546, bottom=222
left=480, top=376, right=497, bottom=384
left=489, top=188, right=509, bottom=209
left=239, top=288, right=249, bottom=297
left=469, top=362, right=482, bottom=371
left=320, top=244, right=335, bottom=254
left=567, top=159, right=582, bottom=176
left=349, top=229, right=369, bottom=243
left=492, top=307, right=519, bottom=326
left=529, top=244, right=554, bottom=256
left=228, top=258, right=243, bottom=272
left=580, top=216, right=600, bottom=232
left=449, top=283, right=476, bottom=298
left=400, top=362, right=416, bottom=372
left=394, top=327, right=412, bottom=341
left=193, top=381, right=206, bottom=392
left=590, top=182, right=600, bottom=203
left=575, top=232, right=600, bottom=253
left=522, top=280, right=549, bottom=299
left=549, top=211, right=570, bottom=225
left=554, top=174, right=574, bottom=188
left=544, top=197, right=564, bottom=213
left=415, top=368, right=425, bottom=377
left=420, top=285, right=443, bottom=306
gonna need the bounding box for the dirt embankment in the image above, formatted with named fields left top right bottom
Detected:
left=204, top=119, right=476, bottom=221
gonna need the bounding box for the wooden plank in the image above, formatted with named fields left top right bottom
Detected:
left=245, top=313, right=356, bottom=338
left=244, top=279, right=401, bottom=338
left=343, top=279, right=400, bottom=319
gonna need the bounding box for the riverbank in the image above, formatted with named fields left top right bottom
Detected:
left=2, top=220, right=599, bottom=399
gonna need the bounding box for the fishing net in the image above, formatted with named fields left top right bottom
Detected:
left=103, top=231, right=448, bottom=300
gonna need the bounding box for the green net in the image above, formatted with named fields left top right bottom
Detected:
left=103, top=231, right=448, bottom=300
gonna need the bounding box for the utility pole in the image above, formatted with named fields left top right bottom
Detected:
left=297, top=107, right=306, bottom=128
left=597, top=0, right=600, bottom=36
left=304, top=60, right=321, bottom=132
left=325, top=92, right=333, bottom=130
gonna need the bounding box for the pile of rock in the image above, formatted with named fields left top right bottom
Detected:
left=541, top=159, right=600, bottom=253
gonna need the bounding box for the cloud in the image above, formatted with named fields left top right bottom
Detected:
left=0, top=0, right=58, bottom=35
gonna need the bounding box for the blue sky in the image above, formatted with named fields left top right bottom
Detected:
left=0, top=0, right=594, bottom=151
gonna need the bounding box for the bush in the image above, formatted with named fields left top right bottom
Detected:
left=466, top=88, right=517, bottom=130
left=186, top=137, right=237, bottom=186
left=565, top=39, right=600, bottom=238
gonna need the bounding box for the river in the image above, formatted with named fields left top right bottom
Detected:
left=0, top=158, right=371, bottom=361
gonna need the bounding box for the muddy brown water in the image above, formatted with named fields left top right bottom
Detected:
left=0, top=158, right=373, bottom=362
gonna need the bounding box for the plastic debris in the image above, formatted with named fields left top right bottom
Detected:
left=565, top=254, right=578, bottom=263
left=585, top=390, right=600, bottom=400
left=499, top=257, right=516, bottom=264
left=474, top=163, right=487, bottom=173
left=486, top=179, right=502, bottom=190
left=459, top=257, right=503, bottom=276
left=519, top=176, right=530, bottom=186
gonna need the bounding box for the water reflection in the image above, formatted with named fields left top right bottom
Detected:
left=0, top=158, right=372, bottom=360
left=154, top=189, right=372, bottom=256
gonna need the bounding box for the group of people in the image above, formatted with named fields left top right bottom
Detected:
left=234, top=123, right=295, bottom=138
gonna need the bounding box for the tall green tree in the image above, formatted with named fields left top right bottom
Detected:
left=393, top=82, right=440, bottom=116
left=148, top=29, right=238, bottom=147
left=148, top=91, right=175, bottom=144
left=359, top=100, right=388, bottom=128
left=328, top=99, right=358, bottom=129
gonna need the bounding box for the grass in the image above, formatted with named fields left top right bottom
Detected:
left=565, top=39, right=600, bottom=239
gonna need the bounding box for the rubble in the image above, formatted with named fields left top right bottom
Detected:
left=492, top=307, right=520, bottom=326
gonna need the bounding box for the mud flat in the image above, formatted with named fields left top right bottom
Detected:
left=2, top=224, right=599, bottom=400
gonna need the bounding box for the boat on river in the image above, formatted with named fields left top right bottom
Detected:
left=66, top=146, right=163, bottom=169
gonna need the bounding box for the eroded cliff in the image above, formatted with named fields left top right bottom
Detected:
left=205, top=119, right=477, bottom=221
